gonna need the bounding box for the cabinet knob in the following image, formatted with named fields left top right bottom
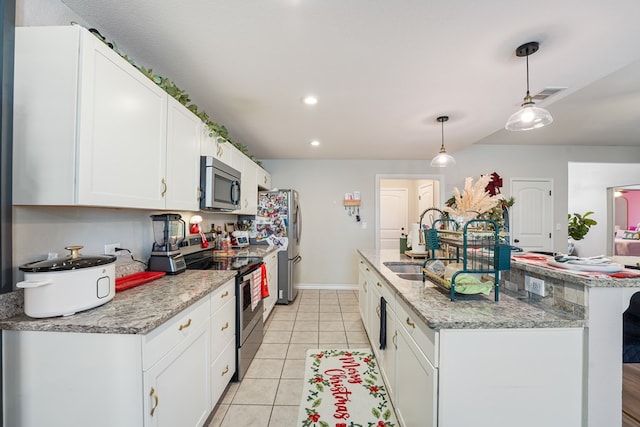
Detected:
left=221, top=322, right=229, bottom=331
left=221, top=365, right=229, bottom=376
left=406, top=317, right=416, bottom=328
left=149, top=387, right=159, bottom=416
left=178, top=318, right=192, bottom=331
left=376, top=282, right=382, bottom=288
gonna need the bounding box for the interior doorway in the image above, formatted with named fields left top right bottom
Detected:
left=375, top=175, right=443, bottom=251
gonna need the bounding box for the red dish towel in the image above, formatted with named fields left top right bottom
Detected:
left=261, top=264, right=270, bottom=298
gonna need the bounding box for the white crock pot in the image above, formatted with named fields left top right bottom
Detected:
left=17, top=245, right=116, bottom=318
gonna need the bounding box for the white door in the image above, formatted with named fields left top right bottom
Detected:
left=418, top=182, right=434, bottom=218
left=380, top=188, right=408, bottom=250
left=510, top=179, right=553, bottom=252
left=418, top=180, right=441, bottom=226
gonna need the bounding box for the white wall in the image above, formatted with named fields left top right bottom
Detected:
left=263, top=145, right=640, bottom=286
left=568, top=162, right=640, bottom=256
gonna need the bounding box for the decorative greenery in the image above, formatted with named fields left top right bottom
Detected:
left=90, top=28, right=262, bottom=167
left=568, top=211, right=597, bottom=241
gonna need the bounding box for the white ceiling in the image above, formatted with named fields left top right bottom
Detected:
left=60, top=0, right=640, bottom=160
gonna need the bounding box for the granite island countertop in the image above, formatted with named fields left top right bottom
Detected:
left=359, top=249, right=585, bottom=330
left=510, top=252, right=640, bottom=287
left=0, top=270, right=236, bottom=335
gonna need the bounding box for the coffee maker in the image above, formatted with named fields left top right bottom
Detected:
left=148, top=213, right=187, bottom=274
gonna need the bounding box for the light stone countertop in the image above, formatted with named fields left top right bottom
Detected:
left=510, top=254, right=640, bottom=287
left=359, top=249, right=585, bottom=330
left=0, top=270, right=236, bottom=335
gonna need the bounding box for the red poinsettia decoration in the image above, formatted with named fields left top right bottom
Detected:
left=485, top=172, right=503, bottom=196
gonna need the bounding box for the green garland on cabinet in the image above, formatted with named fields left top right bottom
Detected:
left=87, top=26, right=262, bottom=167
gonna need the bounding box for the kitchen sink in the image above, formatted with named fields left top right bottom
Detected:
left=397, top=273, right=424, bottom=281
left=383, top=262, right=422, bottom=274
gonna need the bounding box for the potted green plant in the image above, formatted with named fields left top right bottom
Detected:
left=567, top=211, right=597, bottom=254
left=568, top=211, right=598, bottom=240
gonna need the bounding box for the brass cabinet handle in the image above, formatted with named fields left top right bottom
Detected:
left=406, top=317, right=416, bottom=328
left=221, top=291, right=229, bottom=298
left=221, top=365, right=229, bottom=376
left=217, top=144, right=223, bottom=157
left=160, top=178, right=167, bottom=197
left=376, top=304, right=381, bottom=317
left=178, top=318, right=192, bottom=331
left=264, top=176, right=268, bottom=184
left=221, top=322, right=229, bottom=331
left=376, top=282, right=382, bottom=288
left=149, top=387, right=159, bottom=416
left=393, top=331, right=398, bottom=349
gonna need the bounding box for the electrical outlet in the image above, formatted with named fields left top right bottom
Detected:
left=525, top=275, right=545, bottom=297
left=104, top=243, right=120, bottom=255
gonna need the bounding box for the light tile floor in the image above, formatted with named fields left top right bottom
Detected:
left=206, top=289, right=371, bottom=427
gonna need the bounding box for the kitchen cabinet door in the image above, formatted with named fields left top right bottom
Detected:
left=257, top=166, right=271, bottom=190
left=263, top=251, right=279, bottom=321
left=395, top=324, right=438, bottom=427
left=358, top=260, right=370, bottom=333
left=74, top=26, right=168, bottom=209
left=165, top=98, right=201, bottom=211
left=240, top=156, right=258, bottom=214
left=380, top=304, right=397, bottom=399
left=200, top=131, right=232, bottom=166
left=144, top=323, right=211, bottom=427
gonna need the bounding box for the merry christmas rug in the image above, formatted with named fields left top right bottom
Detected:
left=298, top=349, right=398, bottom=427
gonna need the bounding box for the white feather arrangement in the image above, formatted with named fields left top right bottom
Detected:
left=443, top=175, right=500, bottom=221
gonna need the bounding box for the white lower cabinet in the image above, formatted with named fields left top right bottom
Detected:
left=358, top=259, right=371, bottom=333
left=394, top=309, right=437, bottom=427
left=210, top=281, right=236, bottom=404
left=263, top=251, right=279, bottom=321
left=2, top=279, right=237, bottom=427
left=143, top=320, right=210, bottom=427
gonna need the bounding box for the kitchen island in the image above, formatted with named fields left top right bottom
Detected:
left=0, top=269, right=237, bottom=427
left=358, top=249, right=640, bottom=427
left=507, top=253, right=640, bottom=427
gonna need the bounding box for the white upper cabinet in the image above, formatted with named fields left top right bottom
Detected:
left=200, top=131, right=232, bottom=166
left=165, top=98, right=201, bottom=211
left=257, top=166, right=271, bottom=190
left=227, top=144, right=258, bottom=215
left=13, top=26, right=200, bottom=210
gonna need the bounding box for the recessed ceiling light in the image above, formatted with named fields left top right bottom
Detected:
left=310, top=140, right=320, bottom=147
left=302, top=95, right=318, bottom=105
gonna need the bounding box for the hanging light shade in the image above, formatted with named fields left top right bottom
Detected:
left=431, top=116, right=455, bottom=167
left=505, top=41, right=553, bottom=131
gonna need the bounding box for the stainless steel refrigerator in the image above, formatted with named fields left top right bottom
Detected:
left=256, top=189, right=302, bottom=304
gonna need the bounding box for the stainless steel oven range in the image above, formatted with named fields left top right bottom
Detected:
left=180, top=233, right=263, bottom=382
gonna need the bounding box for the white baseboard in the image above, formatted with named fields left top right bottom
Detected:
left=297, top=283, right=358, bottom=291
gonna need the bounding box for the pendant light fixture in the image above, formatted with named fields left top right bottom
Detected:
left=431, top=115, right=455, bottom=167
left=505, top=41, right=553, bottom=131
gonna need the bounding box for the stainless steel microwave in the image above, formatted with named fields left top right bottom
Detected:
left=200, top=156, right=241, bottom=211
